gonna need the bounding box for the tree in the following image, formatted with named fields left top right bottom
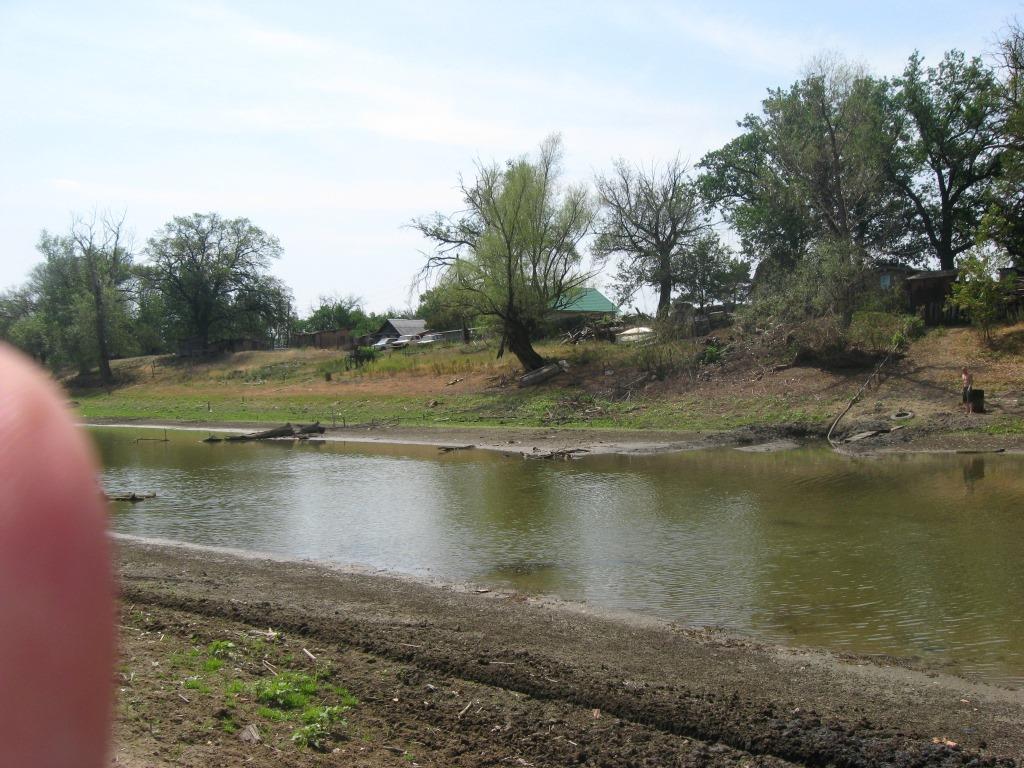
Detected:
left=947, top=251, right=1014, bottom=342
left=28, top=214, right=134, bottom=380
left=674, top=233, right=747, bottom=313
left=886, top=50, right=1007, bottom=270
left=700, top=57, right=901, bottom=271
left=412, top=136, right=594, bottom=370
left=144, top=213, right=291, bottom=350
left=593, top=157, right=709, bottom=316
left=297, top=295, right=367, bottom=333
left=69, top=213, right=132, bottom=383
left=416, top=276, right=478, bottom=339
left=985, top=22, right=1024, bottom=265
left=0, top=286, right=47, bottom=362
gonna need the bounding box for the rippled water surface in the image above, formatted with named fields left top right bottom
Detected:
left=92, top=427, right=1024, bottom=685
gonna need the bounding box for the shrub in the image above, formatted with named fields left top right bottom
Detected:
left=947, top=252, right=1015, bottom=342
left=848, top=312, right=924, bottom=353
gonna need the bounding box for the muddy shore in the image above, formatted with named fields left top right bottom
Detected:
left=86, top=417, right=1024, bottom=457
left=114, top=538, right=1024, bottom=767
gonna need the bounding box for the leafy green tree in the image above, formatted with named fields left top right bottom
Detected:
left=886, top=50, right=1007, bottom=270
left=985, top=22, right=1024, bottom=265
left=593, top=157, right=710, bottom=316
left=296, top=295, right=368, bottom=333
left=700, top=57, right=900, bottom=271
left=0, top=286, right=47, bottom=362
left=416, top=276, right=478, bottom=337
left=68, top=213, right=133, bottom=383
left=947, top=251, right=1014, bottom=342
left=675, top=233, right=749, bottom=313
left=413, top=136, right=594, bottom=370
left=699, top=120, right=816, bottom=274
left=28, top=214, right=135, bottom=379
left=144, top=213, right=292, bottom=350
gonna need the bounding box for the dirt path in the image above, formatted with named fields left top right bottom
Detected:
left=114, top=538, right=1024, bottom=767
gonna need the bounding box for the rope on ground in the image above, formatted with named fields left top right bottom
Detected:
left=826, top=346, right=899, bottom=448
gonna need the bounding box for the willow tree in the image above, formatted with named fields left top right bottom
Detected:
left=413, top=136, right=594, bottom=371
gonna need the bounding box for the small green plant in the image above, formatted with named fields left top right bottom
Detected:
left=253, top=672, right=318, bottom=710
left=183, top=677, right=211, bottom=694
left=291, top=705, right=351, bottom=751
left=258, top=706, right=289, bottom=722
left=207, top=640, right=236, bottom=659
left=203, top=657, right=223, bottom=672
left=699, top=344, right=722, bottom=365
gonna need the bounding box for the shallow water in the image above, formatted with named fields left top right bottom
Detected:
left=92, top=427, right=1024, bottom=686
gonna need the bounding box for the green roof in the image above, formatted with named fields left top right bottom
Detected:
left=554, top=287, right=619, bottom=314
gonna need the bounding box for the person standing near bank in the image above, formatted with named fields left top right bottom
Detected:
left=962, top=367, right=974, bottom=414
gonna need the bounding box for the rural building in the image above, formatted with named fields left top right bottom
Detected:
left=291, top=328, right=354, bottom=350
left=905, top=269, right=960, bottom=325
left=551, top=288, right=619, bottom=320
left=374, top=318, right=428, bottom=341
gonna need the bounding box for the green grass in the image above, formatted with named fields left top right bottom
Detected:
left=984, top=416, right=1024, bottom=435
left=73, top=337, right=850, bottom=432
left=76, top=388, right=838, bottom=432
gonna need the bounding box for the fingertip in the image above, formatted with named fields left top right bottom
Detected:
left=0, top=344, right=114, bottom=767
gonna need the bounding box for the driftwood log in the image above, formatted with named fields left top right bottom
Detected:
left=106, top=492, right=156, bottom=502
left=205, top=422, right=326, bottom=444
left=225, top=424, right=296, bottom=442
left=519, top=361, right=568, bottom=388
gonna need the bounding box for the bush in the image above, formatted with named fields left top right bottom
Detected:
left=848, top=312, right=924, bottom=353
left=635, top=340, right=700, bottom=380
left=947, top=252, right=1015, bottom=342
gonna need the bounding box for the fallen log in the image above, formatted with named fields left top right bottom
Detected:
left=525, top=448, right=590, bottom=461
left=225, top=424, right=295, bottom=442
left=106, top=492, right=156, bottom=502
left=518, top=361, right=567, bottom=388
left=296, top=422, right=326, bottom=435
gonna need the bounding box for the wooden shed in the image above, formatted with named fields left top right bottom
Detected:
left=905, top=270, right=960, bottom=325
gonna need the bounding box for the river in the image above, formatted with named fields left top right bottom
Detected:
left=91, top=426, right=1024, bottom=686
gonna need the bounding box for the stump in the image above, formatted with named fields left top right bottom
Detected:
left=969, top=388, right=985, bottom=413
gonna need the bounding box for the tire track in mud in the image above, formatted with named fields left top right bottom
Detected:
left=122, top=583, right=1015, bottom=768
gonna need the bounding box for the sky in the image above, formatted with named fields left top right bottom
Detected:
left=1, top=1, right=1020, bottom=315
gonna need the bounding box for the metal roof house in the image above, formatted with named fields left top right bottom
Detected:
left=551, top=287, right=619, bottom=318
left=375, top=318, right=428, bottom=340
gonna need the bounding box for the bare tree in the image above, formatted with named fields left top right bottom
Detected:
left=593, top=157, right=710, bottom=317
left=70, top=212, right=132, bottom=384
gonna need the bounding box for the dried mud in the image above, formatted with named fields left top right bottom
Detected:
left=114, top=539, right=1024, bottom=767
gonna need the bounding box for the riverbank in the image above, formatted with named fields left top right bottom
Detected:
left=73, top=324, right=1024, bottom=454
left=86, top=417, right=1024, bottom=457
left=113, top=538, right=1024, bottom=768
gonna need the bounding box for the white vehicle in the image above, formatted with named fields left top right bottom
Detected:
left=417, top=333, right=443, bottom=346
left=617, top=326, right=654, bottom=343
left=371, top=337, right=392, bottom=351
left=388, top=334, right=419, bottom=349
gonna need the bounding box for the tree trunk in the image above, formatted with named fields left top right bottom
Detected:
left=504, top=320, right=545, bottom=371
left=86, top=256, right=113, bottom=385
left=656, top=277, right=673, bottom=318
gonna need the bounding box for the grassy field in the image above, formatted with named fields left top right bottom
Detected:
left=69, top=324, right=1024, bottom=435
